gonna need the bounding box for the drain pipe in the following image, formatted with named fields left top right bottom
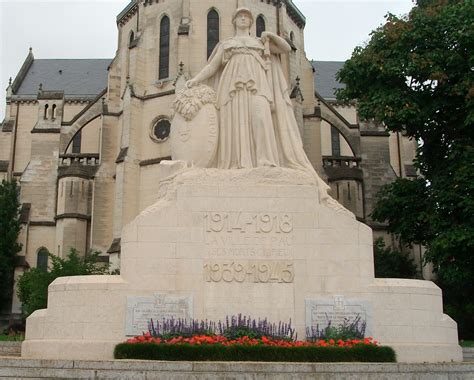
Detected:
left=396, top=131, right=403, bottom=177
left=9, top=102, right=20, bottom=181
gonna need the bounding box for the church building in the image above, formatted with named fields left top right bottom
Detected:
left=0, top=0, right=417, bottom=317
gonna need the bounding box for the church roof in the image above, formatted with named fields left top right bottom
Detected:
left=15, top=59, right=112, bottom=97
left=311, top=61, right=346, bottom=100
left=13, top=57, right=344, bottom=101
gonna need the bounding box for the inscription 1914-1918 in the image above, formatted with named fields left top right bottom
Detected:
left=204, top=212, right=294, bottom=259
left=204, top=212, right=293, bottom=234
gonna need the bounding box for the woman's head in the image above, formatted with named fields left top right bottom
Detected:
left=232, top=7, right=254, bottom=29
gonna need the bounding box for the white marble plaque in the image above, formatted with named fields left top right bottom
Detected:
left=126, top=294, right=193, bottom=336
left=305, top=296, right=373, bottom=337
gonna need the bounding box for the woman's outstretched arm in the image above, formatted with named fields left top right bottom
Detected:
left=187, top=45, right=224, bottom=87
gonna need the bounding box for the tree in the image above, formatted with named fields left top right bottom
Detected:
left=17, top=249, right=108, bottom=318
left=337, top=0, right=474, bottom=338
left=373, top=238, right=417, bottom=279
left=0, top=180, right=22, bottom=313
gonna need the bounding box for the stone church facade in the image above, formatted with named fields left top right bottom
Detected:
left=0, top=0, right=417, bottom=316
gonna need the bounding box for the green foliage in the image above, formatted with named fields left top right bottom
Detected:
left=371, top=179, right=433, bottom=246
left=307, top=317, right=366, bottom=341
left=222, top=326, right=262, bottom=340
left=17, top=248, right=108, bottom=318
left=337, top=0, right=473, bottom=146
left=373, top=238, right=417, bottom=279
left=0, top=334, right=24, bottom=342
left=337, top=0, right=474, bottom=338
left=114, top=342, right=396, bottom=362
left=0, top=180, right=22, bottom=312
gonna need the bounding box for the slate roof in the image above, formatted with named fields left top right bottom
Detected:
left=15, top=59, right=112, bottom=96
left=14, top=58, right=344, bottom=100
left=311, top=61, right=346, bottom=100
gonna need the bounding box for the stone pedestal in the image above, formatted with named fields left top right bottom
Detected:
left=22, top=166, right=462, bottom=362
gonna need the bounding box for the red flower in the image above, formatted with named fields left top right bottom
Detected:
left=123, top=334, right=380, bottom=348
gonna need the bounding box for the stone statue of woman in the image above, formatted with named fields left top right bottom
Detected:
left=182, top=7, right=335, bottom=203
left=186, top=8, right=311, bottom=169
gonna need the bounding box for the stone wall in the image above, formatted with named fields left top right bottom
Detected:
left=0, top=342, right=21, bottom=357
left=359, top=134, right=398, bottom=225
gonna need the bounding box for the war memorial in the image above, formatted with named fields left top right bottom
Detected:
left=17, top=5, right=463, bottom=366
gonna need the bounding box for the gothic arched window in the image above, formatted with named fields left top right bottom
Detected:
left=37, top=248, right=49, bottom=272
left=72, top=130, right=82, bottom=153
left=256, top=15, right=265, bottom=38
left=159, top=16, right=170, bottom=79
left=129, top=31, right=135, bottom=47
left=207, top=9, right=219, bottom=59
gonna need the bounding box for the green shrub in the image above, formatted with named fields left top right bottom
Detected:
left=114, top=343, right=396, bottom=362
left=307, top=316, right=366, bottom=341
left=219, top=315, right=295, bottom=341
left=17, top=248, right=108, bottom=318
left=0, top=334, right=24, bottom=342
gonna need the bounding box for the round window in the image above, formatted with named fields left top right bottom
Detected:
left=150, top=118, right=171, bottom=142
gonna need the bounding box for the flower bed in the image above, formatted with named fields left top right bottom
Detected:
left=114, top=334, right=396, bottom=362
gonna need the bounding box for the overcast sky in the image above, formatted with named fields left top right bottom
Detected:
left=0, top=0, right=414, bottom=120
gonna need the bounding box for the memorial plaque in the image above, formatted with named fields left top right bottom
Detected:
left=305, top=296, right=373, bottom=337
left=126, top=294, right=193, bottom=336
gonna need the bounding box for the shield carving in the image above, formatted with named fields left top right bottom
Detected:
left=170, top=85, right=219, bottom=168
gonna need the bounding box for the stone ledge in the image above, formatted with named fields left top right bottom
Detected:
left=464, top=347, right=474, bottom=362
left=0, top=342, right=22, bottom=357
left=0, top=358, right=472, bottom=379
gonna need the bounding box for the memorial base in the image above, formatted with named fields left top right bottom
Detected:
left=22, top=167, right=462, bottom=362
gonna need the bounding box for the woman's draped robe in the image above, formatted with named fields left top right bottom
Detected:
left=207, top=37, right=331, bottom=195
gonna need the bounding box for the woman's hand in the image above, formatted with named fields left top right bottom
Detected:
left=186, top=79, right=198, bottom=89
left=261, top=31, right=291, bottom=54
left=260, top=31, right=277, bottom=44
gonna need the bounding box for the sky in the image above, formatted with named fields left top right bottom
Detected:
left=0, top=0, right=414, bottom=120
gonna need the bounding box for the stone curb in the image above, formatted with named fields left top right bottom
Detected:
left=0, top=358, right=473, bottom=379
left=0, top=342, right=22, bottom=356
left=464, top=347, right=474, bottom=362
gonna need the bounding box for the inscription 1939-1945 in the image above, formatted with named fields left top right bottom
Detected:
left=204, top=260, right=294, bottom=283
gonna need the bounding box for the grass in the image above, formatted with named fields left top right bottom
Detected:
left=460, top=340, right=474, bottom=347
left=0, top=334, right=24, bottom=342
